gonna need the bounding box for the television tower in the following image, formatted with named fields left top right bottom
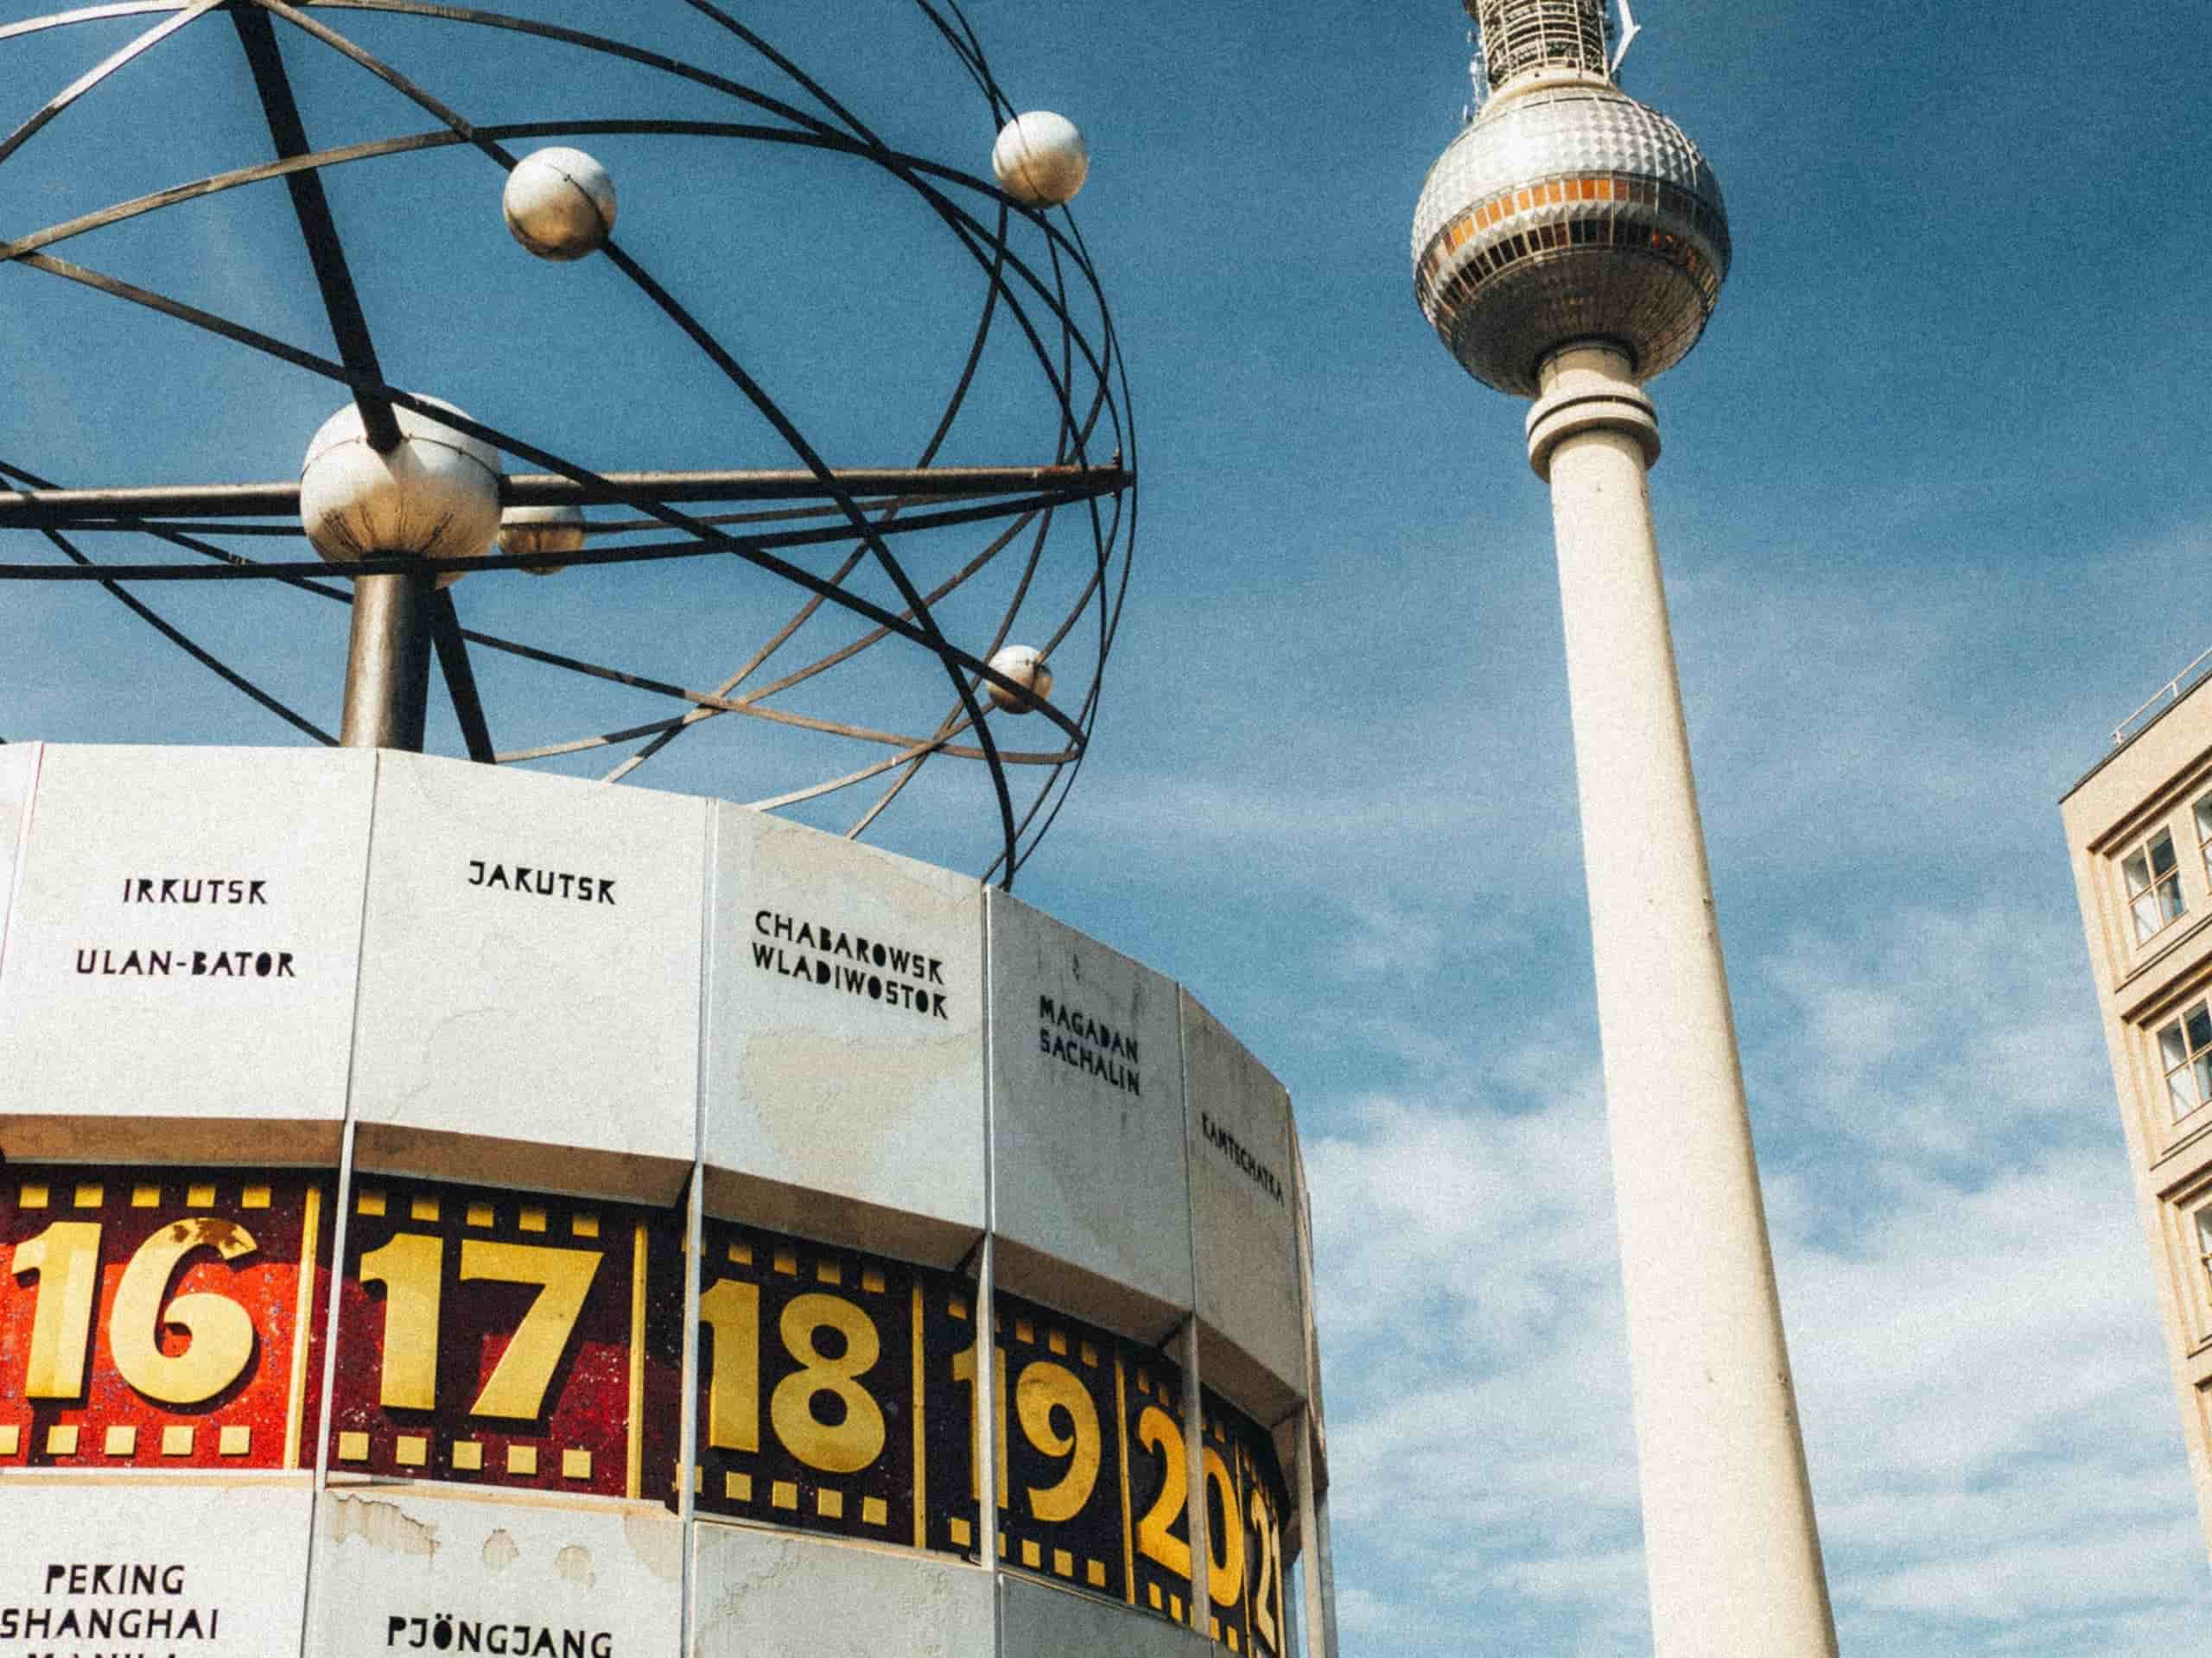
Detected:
left=1411, top=3, right=1840, bottom=1652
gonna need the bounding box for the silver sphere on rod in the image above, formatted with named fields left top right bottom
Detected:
left=502, top=145, right=619, bottom=261
left=991, top=111, right=1089, bottom=206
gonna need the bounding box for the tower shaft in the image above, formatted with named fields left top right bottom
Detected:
left=1529, top=344, right=1838, bottom=1657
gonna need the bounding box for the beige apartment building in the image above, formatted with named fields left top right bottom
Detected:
left=2063, top=660, right=2212, bottom=1553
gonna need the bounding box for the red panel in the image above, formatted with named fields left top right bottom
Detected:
left=328, top=1175, right=682, bottom=1502
left=0, top=1165, right=331, bottom=1470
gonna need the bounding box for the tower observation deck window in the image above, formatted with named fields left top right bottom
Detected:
left=2158, top=1002, right=2212, bottom=1123
left=2125, top=828, right=2185, bottom=943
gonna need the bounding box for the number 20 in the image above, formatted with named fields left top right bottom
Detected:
left=1135, top=1407, right=1247, bottom=1608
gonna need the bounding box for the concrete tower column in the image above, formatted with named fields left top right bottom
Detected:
left=1526, top=341, right=1837, bottom=1657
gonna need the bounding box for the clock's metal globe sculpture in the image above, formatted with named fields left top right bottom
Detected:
left=0, top=0, right=1135, bottom=887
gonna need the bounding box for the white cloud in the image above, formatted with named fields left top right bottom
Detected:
left=1302, top=893, right=2203, bottom=1655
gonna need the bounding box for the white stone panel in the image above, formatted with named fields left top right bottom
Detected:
left=999, top=1572, right=1213, bottom=1658
left=1183, top=989, right=1305, bottom=1422
left=690, top=1521, right=995, bottom=1656
left=307, top=1488, right=680, bottom=1656
left=0, top=1474, right=314, bottom=1655
left=987, top=892, right=1191, bottom=1344
left=0, top=741, right=38, bottom=973
left=349, top=754, right=706, bottom=1204
left=703, top=808, right=984, bottom=1264
left=0, top=745, right=373, bottom=1162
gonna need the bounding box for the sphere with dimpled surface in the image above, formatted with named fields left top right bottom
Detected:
left=1411, top=81, right=1729, bottom=397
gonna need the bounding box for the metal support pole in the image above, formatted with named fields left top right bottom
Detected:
left=1180, top=1318, right=1208, bottom=1636
left=1526, top=341, right=1837, bottom=1657
left=339, top=567, right=435, bottom=750
left=974, top=1234, right=1001, bottom=1569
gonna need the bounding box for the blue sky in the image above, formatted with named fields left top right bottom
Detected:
left=6, top=2, right=2212, bottom=1652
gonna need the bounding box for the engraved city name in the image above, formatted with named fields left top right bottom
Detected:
left=0, top=1560, right=223, bottom=1644
left=750, top=910, right=949, bottom=1019
left=467, top=861, right=615, bottom=904
left=73, top=947, right=296, bottom=978
left=385, top=1612, right=613, bottom=1655
left=120, top=876, right=266, bottom=905
left=76, top=873, right=296, bottom=983
left=1037, top=995, right=1140, bottom=1096
left=1200, top=1111, right=1285, bottom=1204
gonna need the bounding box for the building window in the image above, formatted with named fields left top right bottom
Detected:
left=2125, top=828, right=2185, bottom=943
left=2159, top=1002, right=2212, bottom=1121
left=2196, top=1208, right=2212, bottom=1302
left=2195, top=793, right=2212, bottom=890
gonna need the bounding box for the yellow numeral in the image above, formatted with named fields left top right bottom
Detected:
left=1202, top=1444, right=1245, bottom=1607
left=697, top=1277, right=760, bottom=1452
left=950, top=1340, right=1009, bottom=1507
left=771, top=1293, right=885, bottom=1474
left=1014, top=1360, right=1100, bottom=1523
left=1135, top=1404, right=1192, bottom=1580
left=457, top=1240, right=601, bottom=1420
left=359, top=1233, right=443, bottom=1410
left=110, top=1218, right=258, bottom=1406
left=360, top=1232, right=603, bottom=1420
left=12, top=1221, right=103, bottom=1400
left=1249, top=1485, right=1284, bottom=1653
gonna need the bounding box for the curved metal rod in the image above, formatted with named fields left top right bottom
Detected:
left=36, top=528, right=334, bottom=746
left=0, top=455, right=357, bottom=740
left=613, top=195, right=1019, bottom=784
left=303, top=0, right=1131, bottom=484
left=598, top=505, right=1045, bottom=778
left=607, top=505, right=1036, bottom=782
left=3, top=0, right=1133, bottom=877
left=0, top=0, right=219, bottom=169
left=246, top=0, right=1103, bottom=877
left=0, top=9, right=1130, bottom=549
left=0, top=253, right=1091, bottom=747
left=3, top=461, right=1099, bottom=792
left=6, top=0, right=1127, bottom=464
left=841, top=13, right=1103, bottom=852
left=0, top=3, right=199, bottom=42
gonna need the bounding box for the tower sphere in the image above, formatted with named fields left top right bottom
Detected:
left=991, top=111, right=1088, bottom=206
left=1411, top=84, right=1730, bottom=397
left=502, top=146, right=618, bottom=260
left=299, top=397, right=502, bottom=570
